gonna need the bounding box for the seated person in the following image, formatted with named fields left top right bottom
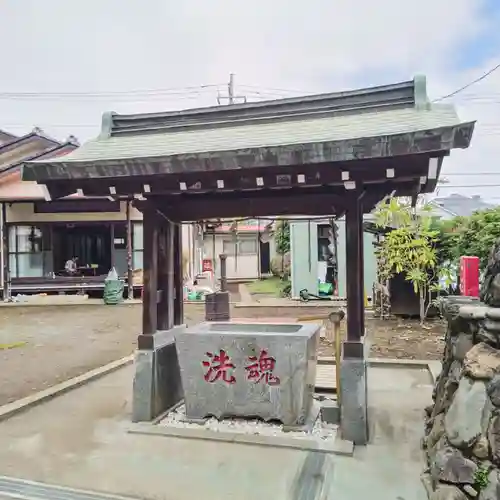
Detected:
left=64, top=256, right=78, bottom=275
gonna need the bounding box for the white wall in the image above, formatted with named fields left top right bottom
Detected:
left=203, top=233, right=262, bottom=280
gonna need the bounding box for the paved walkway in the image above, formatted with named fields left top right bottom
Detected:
left=0, top=362, right=430, bottom=499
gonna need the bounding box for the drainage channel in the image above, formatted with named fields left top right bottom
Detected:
left=0, top=477, right=140, bottom=500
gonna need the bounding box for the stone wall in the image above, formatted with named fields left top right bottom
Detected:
left=422, top=296, right=500, bottom=499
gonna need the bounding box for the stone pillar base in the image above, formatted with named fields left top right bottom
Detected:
left=339, top=342, right=369, bottom=445
left=132, top=325, right=186, bottom=422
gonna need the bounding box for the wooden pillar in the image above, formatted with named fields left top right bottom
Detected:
left=173, top=224, right=184, bottom=325
left=358, top=198, right=365, bottom=338
left=1, top=202, right=9, bottom=301
left=344, top=196, right=364, bottom=358
left=126, top=200, right=134, bottom=300
left=157, top=219, right=174, bottom=331
left=141, top=206, right=159, bottom=337
left=219, top=253, right=228, bottom=292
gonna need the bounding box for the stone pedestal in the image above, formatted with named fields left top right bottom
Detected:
left=205, top=291, right=230, bottom=321
left=339, top=341, right=368, bottom=445
left=174, top=322, right=320, bottom=426
left=132, top=326, right=186, bottom=422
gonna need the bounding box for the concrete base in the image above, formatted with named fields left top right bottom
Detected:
left=339, top=345, right=368, bottom=445
left=320, top=400, right=340, bottom=425
left=132, top=325, right=186, bottom=422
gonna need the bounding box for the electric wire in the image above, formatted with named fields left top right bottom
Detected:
left=0, top=84, right=223, bottom=100
left=433, top=62, right=500, bottom=102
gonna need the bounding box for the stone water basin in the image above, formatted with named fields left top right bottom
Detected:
left=174, top=321, right=321, bottom=426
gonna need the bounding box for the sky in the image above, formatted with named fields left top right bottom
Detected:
left=1, top=0, right=500, bottom=201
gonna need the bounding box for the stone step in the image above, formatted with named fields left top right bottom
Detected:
left=315, top=364, right=337, bottom=392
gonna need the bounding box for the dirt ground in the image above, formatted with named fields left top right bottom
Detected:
left=0, top=303, right=445, bottom=406
left=317, top=316, right=445, bottom=361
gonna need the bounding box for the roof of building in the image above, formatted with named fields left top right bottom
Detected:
left=431, top=193, right=495, bottom=217
left=0, top=130, right=18, bottom=146
left=22, top=76, right=474, bottom=183
left=35, top=104, right=463, bottom=164
left=0, top=128, right=60, bottom=153
left=0, top=129, right=79, bottom=201
left=0, top=140, right=78, bottom=175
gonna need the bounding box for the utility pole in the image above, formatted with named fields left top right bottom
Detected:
left=218, top=73, right=247, bottom=105
left=228, top=73, right=235, bottom=104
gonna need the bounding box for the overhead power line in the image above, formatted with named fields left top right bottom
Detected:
left=0, top=84, right=223, bottom=101
left=433, top=62, right=500, bottom=102
left=443, top=172, right=500, bottom=176
left=437, top=184, right=500, bottom=189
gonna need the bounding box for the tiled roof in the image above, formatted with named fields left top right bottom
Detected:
left=432, top=194, right=495, bottom=217
left=22, top=76, right=475, bottom=185
left=42, top=103, right=465, bottom=164
left=0, top=130, right=18, bottom=146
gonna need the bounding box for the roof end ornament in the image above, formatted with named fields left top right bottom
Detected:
left=99, top=112, right=115, bottom=139
left=414, top=75, right=430, bottom=110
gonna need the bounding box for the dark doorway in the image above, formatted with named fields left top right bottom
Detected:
left=52, top=224, right=111, bottom=276
left=260, top=241, right=270, bottom=274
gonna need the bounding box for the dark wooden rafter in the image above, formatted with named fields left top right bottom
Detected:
left=44, top=154, right=438, bottom=200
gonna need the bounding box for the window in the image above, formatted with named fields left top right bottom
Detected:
left=317, top=224, right=335, bottom=262
left=8, top=225, right=52, bottom=278
left=223, top=238, right=257, bottom=255
left=132, top=223, right=143, bottom=270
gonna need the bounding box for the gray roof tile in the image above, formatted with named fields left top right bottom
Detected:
left=40, top=104, right=464, bottom=164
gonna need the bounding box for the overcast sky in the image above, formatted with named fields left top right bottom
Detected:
left=1, top=0, right=500, bottom=200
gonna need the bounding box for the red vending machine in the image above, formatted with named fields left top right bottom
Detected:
left=460, top=256, right=480, bottom=297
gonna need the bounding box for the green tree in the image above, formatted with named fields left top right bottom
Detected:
left=453, top=207, right=500, bottom=269
left=373, top=197, right=439, bottom=324
left=274, top=220, right=290, bottom=254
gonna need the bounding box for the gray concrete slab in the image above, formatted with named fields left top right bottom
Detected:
left=0, top=362, right=431, bottom=500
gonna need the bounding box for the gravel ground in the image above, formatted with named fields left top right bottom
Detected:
left=0, top=303, right=445, bottom=406
left=160, top=400, right=338, bottom=442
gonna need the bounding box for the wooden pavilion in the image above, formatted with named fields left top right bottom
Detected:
left=22, top=75, right=474, bottom=443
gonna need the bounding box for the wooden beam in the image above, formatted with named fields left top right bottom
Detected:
left=158, top=192, right=342, bottom=221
